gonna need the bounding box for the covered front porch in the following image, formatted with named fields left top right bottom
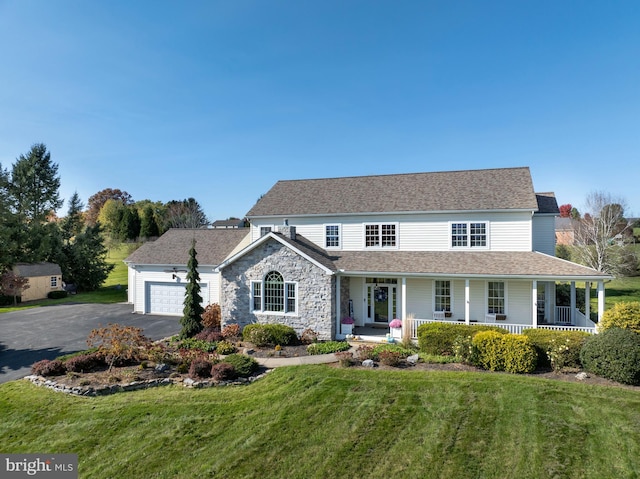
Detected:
left=335, top=275, right=608, bottom=341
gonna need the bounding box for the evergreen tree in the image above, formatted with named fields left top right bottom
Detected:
left=62, top=223, right=115, bottom=291
left=139, top=205, right=160, bottom=239
left=119, top=206, right=140, bottom=241
left=60, top=191, right=85, bottom=242
left=9, top=143, right=62, bottom=223
left=180, top=239, right=204, bottom=338
left=0, top=164, right=14, bottom=268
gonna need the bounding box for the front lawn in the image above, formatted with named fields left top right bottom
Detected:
left=1, top=366, right=639, bottom=478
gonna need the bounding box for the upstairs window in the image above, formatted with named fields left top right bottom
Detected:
left=260, top=226, right=272, bottom=237
left=251, top=271, right=297, bottom=314
left=325, top=225, right=340, bottom=248
left=365, top=223, right=397, bottom=248
left=451, top=222, right=487, bottom=248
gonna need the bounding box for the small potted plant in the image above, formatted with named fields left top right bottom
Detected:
left=341, top=317, right=354, bottom=335
left=389, top=318, right=403, bottom=340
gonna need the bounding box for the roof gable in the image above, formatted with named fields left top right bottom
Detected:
left=125, top=229, right=249, bottom=266
left=246, top=167, right=539, bottom=217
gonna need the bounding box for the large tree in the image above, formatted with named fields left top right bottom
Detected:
left=165, top=198, right=208, bottom=229
left=9, top=143, right=62, bottom=223
left=86, top=188, right=133, bottom=225
left=139, top=204, right=160, bottom=239
left=0, top=163, right=14, bottom=268
left=60, top=191, right=85, bottom=242
left=573, top=191, right=637, bottom=275
left=62, top=223, right=115, bottom=291
left=180, top=239, right=204, bottom=338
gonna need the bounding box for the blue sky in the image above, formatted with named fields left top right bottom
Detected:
left=0, top=0, right=638, bottom=221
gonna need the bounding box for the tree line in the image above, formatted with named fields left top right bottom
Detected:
left=0, top=143, right=210, bottom=294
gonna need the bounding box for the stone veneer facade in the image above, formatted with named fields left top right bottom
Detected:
left=220, top=234, right=336, bottom=340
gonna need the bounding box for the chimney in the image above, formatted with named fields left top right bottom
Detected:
left=278, top=225, right=296, bottom=240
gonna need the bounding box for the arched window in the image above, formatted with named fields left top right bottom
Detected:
left=251, top=271, right=297, bottom=314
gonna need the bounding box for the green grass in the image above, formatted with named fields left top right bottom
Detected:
left=1, top=366, right=639, bottom=478
left=0, top=243, right=137, bottom=314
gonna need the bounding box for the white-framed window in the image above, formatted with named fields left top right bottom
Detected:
left=325, top=224, right=341, bottom=248
left=487, top=281, right=505, bottom=315
left=50, top=276, right=58, bottom=288
left=451, top=222, right=488, bottom=248
left=434, top=280, right=451, bottom=312
left=365, top=223, right=397, bottom=248
left=259, top=226, right=272, bottom=237
left=251, top=271, right=297, bottom=314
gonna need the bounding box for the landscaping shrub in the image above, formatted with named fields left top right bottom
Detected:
left=597, top=301, right=640, bottom=334
left=0, top=294, right=21, bottom=306
left=299, top=328, right=319, bottom=344
left=417, top=322, right=507, bottom=355
left=64, top=352, right=105, bottom=373
left=221, top=324, right=241, bottom=340
left=194, top=328, right=222, bottom=343
left=472, top=332, right=536, bottom=374
left=174, top=337, right=217, bottom=352
left=47, top=290, right=68, bottom=299
left=222, top=354, right=259, bottom=377
left=189, top=359, right=213, bottom=379
left=31, top=359, right=65, bottom=377
left=580, top=328, right=640, bottom=385
left=522, top=329, right=590, bottom=369
left=210, top=362, right=236, bottom=381
left=201, top=303, right=221, bottom=329
left=216, top=340, right=237, bottom=355
left=86, top=324, right=151, bottom=369
left=334, top=351, right=355, bottom=367
left=306, top=341, right=351, bottom=355
left=355, top=345, right=376, bottom=361
left=378, top=350, right=403, bottom=367
left=371, top=343, right=416, bottom=360
left=242, top=324, right=298, bottom=346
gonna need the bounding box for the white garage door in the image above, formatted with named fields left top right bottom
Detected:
left=146, top=282, right=208, bottom=316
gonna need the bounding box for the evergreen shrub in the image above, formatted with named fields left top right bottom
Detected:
left=47, top=290, right=68, bottom=299
left=472, top=332, right=536, bottom=374
left=242, top=324, right=298, bottom=346
left=306, top=341, right=351, bottom=355
left=580, top=328, right=640, bottom=385
left=597, top=301, right=640, bottom=334
left=522, top=329, right=590, bottom=369
left=222, top=354, right=259, bottom=377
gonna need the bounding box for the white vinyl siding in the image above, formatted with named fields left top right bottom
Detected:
left=532, top=215, right=556, bottom=255
left=405, top=278, right=432, bottom=319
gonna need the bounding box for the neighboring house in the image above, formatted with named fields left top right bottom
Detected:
left=12, top=262, right=63, bottom=302
left=124, top=229, right=250, bottom=315
left=555, top=217, right=578, bottom=245
left=211, top=219, right=246, bottom=229
left=216, top=167, right=610, bottom=340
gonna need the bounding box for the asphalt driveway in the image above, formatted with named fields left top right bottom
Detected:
left=0, top=303, right=181, bottom=384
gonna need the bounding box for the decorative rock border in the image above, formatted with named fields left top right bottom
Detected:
left=24, top=370, right=271, bottom=397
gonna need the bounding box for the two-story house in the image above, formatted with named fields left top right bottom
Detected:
left=215, top=167, right=610, bottom=340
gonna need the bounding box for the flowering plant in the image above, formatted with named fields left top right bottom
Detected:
left=389, top=319, right=402, bottom=328
left=341, top=317, right=354, bottom=325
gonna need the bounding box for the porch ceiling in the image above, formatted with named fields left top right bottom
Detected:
left=332, top=250, right=610, bottom=280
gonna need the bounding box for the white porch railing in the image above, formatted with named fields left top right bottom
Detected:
left=406, top=317, right=596, bottom=339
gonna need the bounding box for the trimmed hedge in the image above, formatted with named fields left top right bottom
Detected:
left=242, top=324, right=298, bottom=347
left=47, top=290, right=68, bottom=299
left=417, top=322, right=508, bottom=355
left=580, top=328, right=640, bottom=385
left=0, top=294, right=21, bottom=306
left=472, top=332, right=537, bottom=374
left=522, top=329, right=590, bottom=370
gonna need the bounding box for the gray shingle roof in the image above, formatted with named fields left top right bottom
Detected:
left=260, top=233, right=608, bottom=280
left=13, top=262, right=62, bottom=277
left=246, top=167, right=539, bottom=217
left=125, top=229, right=249, bottom=266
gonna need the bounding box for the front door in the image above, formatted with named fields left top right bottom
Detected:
left=537, top=287, right=546, bottom=323
left=367, top=284, right=397, bottom=324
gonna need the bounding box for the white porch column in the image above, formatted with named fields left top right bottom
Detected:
left=598, top=281, right=605, bottom=326
left=401, top=277, right=407, bottom=320
left=336, top=275, right=341, bottom=337
left=465, top=279, right=470, bottom=325
left=570, top=281, right=576, bottom=324
left=532, top=280, right=538, bottom=328
left=585, top=281, right=590, bottom=325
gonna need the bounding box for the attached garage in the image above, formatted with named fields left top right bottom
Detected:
left=145, top=282, right=209, bottom=316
